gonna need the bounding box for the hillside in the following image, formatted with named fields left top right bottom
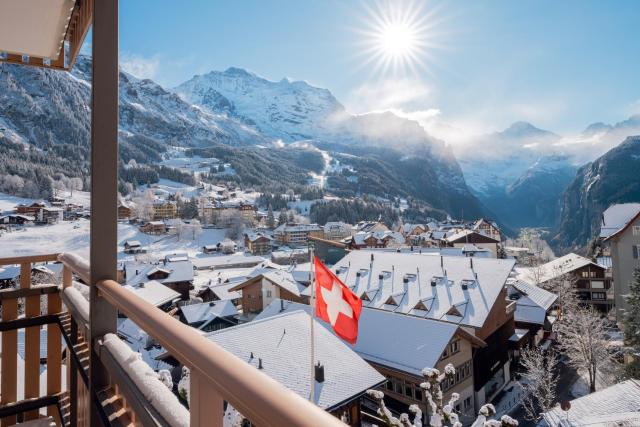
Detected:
left=551, top=136, right=640, bottom=252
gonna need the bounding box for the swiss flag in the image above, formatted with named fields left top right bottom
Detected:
left=314, top=256, right=362, bottom=344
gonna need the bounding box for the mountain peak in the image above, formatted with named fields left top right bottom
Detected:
left=500, top=121, right=556, bottom=139
left=222, top=67, right=255, bottom=78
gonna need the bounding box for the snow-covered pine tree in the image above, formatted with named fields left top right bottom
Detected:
left=278, top=209, right=287, bottom=225
left=367, top=363, right=519, bottom=427
left=266, top=204, right=275, bottom=229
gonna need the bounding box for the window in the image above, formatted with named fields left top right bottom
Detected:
left=634, top=245, right=639, bottom=259
left=414, top=388, right=423, bottom=401
left=265, top=290, right=272, bottom=298
left=592, top=292, right=606, bottom=300
left=581, top=271, right=589, bottom=278
left=450, top=339, right=460, bottom=354
left=405, top=384, right=412, bottom=397
left=464, top=397, right=472, bottom=409
left=394, top=380, right=403, bottom=394
left=385, top=377, right=393, bottom=391
left=591, top=281, right=604, bottom=289
left=633, top=225, right=640, bottom=236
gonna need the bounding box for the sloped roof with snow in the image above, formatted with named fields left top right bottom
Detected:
left=331, top=251, right=515, bottom=329
left=179, top=300, right=237, bottom=325
left=600, top=203, right=640, bottom=238
left=510, top=280, right=557, bottom=311
left=125, top=260, right=194, bottom=286
left=231, top=268, right=306, bottom=297
left=256, top=300, right=468, bottom=377
left=191, top=254, right=264, bottom=269
left=206, top=311, right=385, bottom=410
left=122, top=280, right=181, bottom=307
left=518, top=253, right=601, bottom=285
left=445, top=229, right=499, bottom=244
left=542, top=379, right=640, bottom=427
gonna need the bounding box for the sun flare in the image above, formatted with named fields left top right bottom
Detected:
left=356, top=1, right=441, bottom=76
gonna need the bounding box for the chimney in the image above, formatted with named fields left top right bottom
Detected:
left=314, top=362, right=325, bottom=383
left=440, top=256, right=443, bottom=267
left=280, top=299, right=285, bottom=312
left=258, top=358, right=263, bottom=369
left=470, top=258, right=474, bottom=270
left=370, top=253, right=374, bottom=262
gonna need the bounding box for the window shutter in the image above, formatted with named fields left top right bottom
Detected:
left=634, top=245, right=639, bottom=259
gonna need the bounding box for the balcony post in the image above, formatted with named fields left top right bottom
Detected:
left=90, top=0, right=119, bottom=425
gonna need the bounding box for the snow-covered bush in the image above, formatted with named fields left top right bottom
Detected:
left=368, top=363, right=519, bottom=427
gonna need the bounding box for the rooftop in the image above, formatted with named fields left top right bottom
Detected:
left=542, top=379, right=640, bottom=426
left=600, top=203, right=640, bottom=238
left=205, top=311, right=385, bottom=410
left=332, top=251, right=515, bottom=329
left=518, top=253, right=602, bottom=285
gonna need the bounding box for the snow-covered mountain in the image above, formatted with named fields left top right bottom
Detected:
left=174, top=68, right=450, bottom=154
left=174, top=68, right=344, bottom=142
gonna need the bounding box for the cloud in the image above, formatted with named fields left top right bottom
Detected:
left=346, top=78, right=432, bottom=113
left=120, top=53, right=160, bottom=81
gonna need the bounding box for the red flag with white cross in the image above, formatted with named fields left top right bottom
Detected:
left=313, top=256, right=362, bottom=344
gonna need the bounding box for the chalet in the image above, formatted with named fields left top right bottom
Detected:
left=518, top=253, right=612, bottom=313
left=197, top=281, right=242, bottom=306
left=472, top=218, right=503, bottom=242
left=600, top=203, right=640, bottom=320
left=139, top=221, right=167, bottom=235
left=15, top=202, right=46, bottom=217
left=273, top=223, right=323, bottom=247
left=506, top=279, right=557, bottom=348
left=152, top=200, right=177, bottom=220
left=397, top=223, right=427, bottom=238
left=323, top=222, right=353, bottom=241
left=49, top=195, right=66, bottom=206
left=344, top=230, right=405, bottom=250
left=230, top=268, right=307, bottom=315
left=0, top=214, right=34, bottom=225
left=332, top=251, right=517, bottom=410
left=122, top=280, right=181, bottom=311
left=177, top=300, right=238, bottom=332
left=355, top=221, right=388, bottom=233
left=244, top=232, right=273, bottom=255
left=201, top=201, right=256, bottom=227
left=123, top=240, right=144, bottom=254
left=206, top=311, right=385, bottom=426
left=125, top=259, right=194, bottom=300
left=117, top=201, right=135, bottom=220
left=445, top=230, right=500, bottom=258
left=541, top=379, right=640, bottom=427
left=258, top=301, right=484, bottom=423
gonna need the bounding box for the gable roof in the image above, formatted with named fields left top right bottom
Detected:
left=600, top=203, right=640, bottom=239
left=257, top=300, right=485, bottom=377
left=445, top=229, right=499, bottom=244
left=542, top=379, right=640, bottom=427
left=125, top=260, right=194, bottom=287
left=122, top=280, right=181, bottom=308
left=206, top=311, right=385, bottom=410
left=518, top=253, right=602, bottom=285
left=229, top=269, right=306, bottom=297
left=179, top=300, right=237, bottom=325
left=330, top=251, right=514, bottom=329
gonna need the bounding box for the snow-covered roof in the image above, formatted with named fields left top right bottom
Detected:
left=256, top=300, right=477, bottom=377
left=445, top=229, right=499, bottom=244
left=191, top=254, right=264, bottom=270
left=518, top=253, right=602, bottom=285
left=206, top=311, right=385, bottom=410
left=509, top=280, right=557, bottom=311
left=231, top=268, right=306, bottom=297
left=117, top=318, right=174, bottom=371
left=122, top=280, right=181, bottom=308
left=331, top=251, right=515, bottom=329
left=350, top=230, right=405, bottom=246
left=125, top=260, right=194, bottom=286
left=600, top=203, right=640, bottom=238
left=0, top=265, right=20, bottom=280
left=124, top=240, right=142, bottom=247
left=542, top=379, right=640, bottom=427
left=179, top=300, right=237, bottom=325
left=274, top=223, right=323, bottom=233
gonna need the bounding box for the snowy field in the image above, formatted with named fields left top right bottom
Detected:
left=0, top=219, right=234, bottom=261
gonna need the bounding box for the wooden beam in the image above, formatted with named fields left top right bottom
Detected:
left=90, top=0, right=119, bottom=425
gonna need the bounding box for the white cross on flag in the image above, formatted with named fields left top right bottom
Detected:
left=314, top=256, right=362, bottom=344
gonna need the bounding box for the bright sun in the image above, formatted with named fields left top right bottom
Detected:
left=356, top=1, right=440, bottom=76
left=379, top=23, right=416, bottom=58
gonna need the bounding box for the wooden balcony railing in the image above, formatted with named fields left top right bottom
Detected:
left=1, top=253, right=346, bottom=427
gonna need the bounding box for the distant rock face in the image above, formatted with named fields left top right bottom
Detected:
left=551, top=136, right=640, bottom=252
left=455, top=122, right=576, bottom=228
left=0, top=56, right=267, bottom=153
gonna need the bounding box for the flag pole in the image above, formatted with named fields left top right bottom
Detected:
left=309, top=244, right=316, bottom=403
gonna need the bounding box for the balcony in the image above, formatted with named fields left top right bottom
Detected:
left=0, top=253, right=345, bottom=427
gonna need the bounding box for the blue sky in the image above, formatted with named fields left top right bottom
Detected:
left=117, top=0, right=640, bottom=136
